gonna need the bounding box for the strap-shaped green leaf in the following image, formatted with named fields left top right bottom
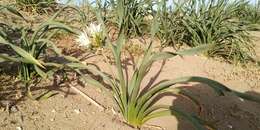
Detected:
left=0, top=37, right=44, bottom=68
left=34, top=65, right=47, bottom=79
left=0, top=54, right=21, bottom=62
left=10, top=44, right=45, bottom=68
left=31, top=21, right=77, bottom=46
left=0, top=5, right=26, bottom=20
left=0, top=36, right=9, bottom=45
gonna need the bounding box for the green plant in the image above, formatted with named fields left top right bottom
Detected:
left=0, top=5, right=86, bottom=99
left=78, top=3, right=260, bottom=128
left=182, top=0, right=255, bottom=64
left=98, top=0, right=152, bottom=36
left=157, top=0, right=186, bottom=47
left=15, top=0, right=57, bottom=13
left=81, top=27, right=260, bottom=129
left=102, top=36, right=209, bottom=128
left=239, top=0, right=260, bottom=30
left=158, top=0, right=255, bottom=64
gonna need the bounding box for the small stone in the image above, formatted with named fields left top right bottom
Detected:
left=50, top=118, right=55, bottom=121
left=96, top=88, right=102, bottom=93
left=227, top=125, right=233, bottom=129
left=51, top=109, right=56, bottom=113
left=74, top=109, right=81, bottom=114
left=111, top=107, right=117, bottom=115
left=0, top=108, right=4, bottom=112
left=10, top=106, right=18, bottom=113
left=16, top=126, right=22, bottom=130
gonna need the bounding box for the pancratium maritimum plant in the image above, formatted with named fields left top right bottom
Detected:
left=0, top=5, right=89, bottom=100
left=76, top=23, right=103, bottom=49
left=79, top=3, right=260, bottom=128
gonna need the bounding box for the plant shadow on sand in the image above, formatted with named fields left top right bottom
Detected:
left=0, top=35, right=111, bottom=109
left=144, top=78, right=260, bottom=130
left=0, top=53, right=112, bottom=109
left=119, top=53, right=260, bottom=130
left=0, top=70, right=76, bottom=107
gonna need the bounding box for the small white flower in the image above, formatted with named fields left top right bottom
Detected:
left=76, top=23, right=103, bottom=48
left=87, top=23, right=102, bottom=36
left=74, top=109, right=81, bottom=114
left=76, top=30, right=91, bottom=47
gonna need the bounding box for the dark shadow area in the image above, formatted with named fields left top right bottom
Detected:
left=168, top=84, right=260, bottom=130
left=0, top=53, right=108, bottom=109
left=140, top=60, right=166, bottom=96
left=0, top=71, right=77, bottom=109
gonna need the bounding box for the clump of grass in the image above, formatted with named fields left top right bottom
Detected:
left=158, top=0, right=256, bottom=64
left=238, top=0, right=260, bottom=30
left=157, top=0, right=186, bottom=48
left=98, top=0, right=152, bottom=36
left=83, top=28, right=209, bottom=129
left=183, top=0, right=254, bottom=63
left=0, top=4, right=87, bottom=99
left=124, top=41, right=145, bottom=57
left=81, top=20, right=260, bottom=130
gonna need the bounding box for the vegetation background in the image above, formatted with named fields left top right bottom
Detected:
left=0, top=0, right=260, bottom=130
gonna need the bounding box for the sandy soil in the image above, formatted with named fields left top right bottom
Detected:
left=0, top=33, right=260, bottom=130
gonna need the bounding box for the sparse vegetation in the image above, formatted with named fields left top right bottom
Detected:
left=157, top=0, right=256, bottom=64
left=0, top=4, right=87, bottom=99
left=15, top=0, right=57, bottom=13
left=239, top=0, right=260, bottom=30
left=0, top=0, right=260, bottom=130
left=99, top=0, right=152, bottom=36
